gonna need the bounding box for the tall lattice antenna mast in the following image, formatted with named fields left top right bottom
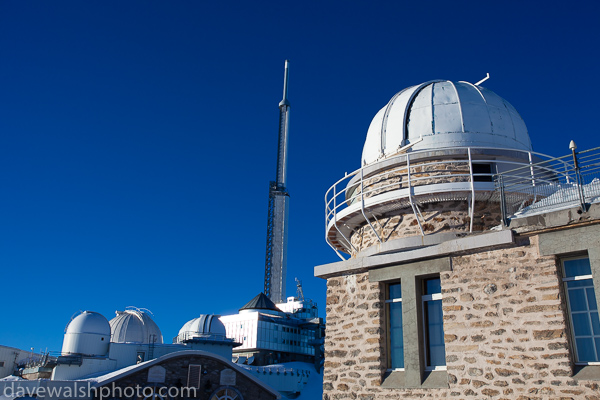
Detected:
left=295, top=278, right=305, bottom=301
left=264, top=60, right=291, bottom=303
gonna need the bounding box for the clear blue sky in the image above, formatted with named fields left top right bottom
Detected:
left=1, top=1, right=599, bottom=353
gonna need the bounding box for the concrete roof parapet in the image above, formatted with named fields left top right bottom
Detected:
left=314, top=229, right=514, bottom=279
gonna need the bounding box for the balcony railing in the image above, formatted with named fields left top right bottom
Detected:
left=495, top=146, right=600, bottom=224
left=325, top=145, right=600, bottom=260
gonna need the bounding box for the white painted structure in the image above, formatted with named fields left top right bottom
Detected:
left=51, top=309, right=237, bottom=381
left=220, top=294, right=322, bottom=365
left=3, top=305, right=321, bottom=398
left=61, top=311, right=110, bottom=357
left=176, top=314, right=228, bottom=343
left=109, top=308, right=163, bottom=344
left=0, top=345, right=38, bottom=379
left=324, top=79, right=561, bottom=259
left=361, top=80, right=531, bottom=166
left=276, top=297, right=318, bottom=320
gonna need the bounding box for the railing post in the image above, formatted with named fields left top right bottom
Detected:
left=360, top=167, right=382, bottom=243
left=528, top=152, right=537, bottom=204
left=406, top=152, right=425, bottom=236
left=498, top=174, right=508, bottom=227
left=468, top=148, right=475, bottom=233
left=331, top=179, right=358, bottom=255
left=570, top=140, right=588, bottom=212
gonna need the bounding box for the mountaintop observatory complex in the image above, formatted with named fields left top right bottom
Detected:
left=0, top=61, right=323, bottom=400
left=315, top=79, right=600, bottom=398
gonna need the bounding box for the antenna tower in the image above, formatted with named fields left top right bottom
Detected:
left=264, top=60, right=291, bottom=303
left=295, top=278, right=305, bottom=301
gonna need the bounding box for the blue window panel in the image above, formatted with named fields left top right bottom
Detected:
left=592, top=313, right=600, bottom=335
left=588, top=288, right=598, bottom=311
left=568, top=280, right=593, bottom=288
left=564, top=258, right=592, bottom=277
left=576, top=338, right=597, bottom=362
left=425, top=300, right=446, bottom=367
left=389, top=283, right=402, bottom=299
left=563, top=257, right=600, bottom=363
left=572, top=313, right=592, bottom=336
left=568, top=287, right=589, bottom=312
left=424, top=278, right=441, bottom=295
left=389, top=301, right=404, bottom=368
left=389, top=302, right=403, bottom=329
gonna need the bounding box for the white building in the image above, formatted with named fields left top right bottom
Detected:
left=220, top=293, right=323, bottom=367
left=39, top=308, right=239, bottom=381
left=0, top=346, right=40, bottom=380
left=1, top=305, right=322, bottom=399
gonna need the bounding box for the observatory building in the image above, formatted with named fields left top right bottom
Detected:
left=221, top=293, right=323, bottom=367
left=1, top=302, right=323, bottom=399
left=315, top=79, right=600, bottom=397
left=0, top=61, right=322, bottom=400
left=51, top=308, right=240, bottom=380
left=0, top=308, right=280, bottom=400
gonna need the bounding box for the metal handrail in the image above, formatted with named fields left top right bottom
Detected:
left=495, top=146, right=600, bottom=221
left=325, top=146, right=562, bottom=259
left=174, top=331, right=232, bottom=343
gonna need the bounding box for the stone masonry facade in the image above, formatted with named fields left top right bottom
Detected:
left=345, top=157, right=506, bottom=255
left=350, top=200, right=503, bottom=254
left=321, top=222, right=600, bottom=399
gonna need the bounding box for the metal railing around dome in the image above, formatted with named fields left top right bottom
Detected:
left=174, top=331, right=231, bottom=343
left=324, top=147, right=569, bottom=260
left=495, top=146, right=600, bottom=224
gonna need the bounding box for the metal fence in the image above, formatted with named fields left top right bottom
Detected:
left=495, top=146, right=600, bottom=223
left=324, top=145, right=600, bottom=259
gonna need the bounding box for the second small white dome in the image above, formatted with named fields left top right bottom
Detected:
left=176, top=315, right=227, bottom=343
left=109, top=308, right=163, bottom=344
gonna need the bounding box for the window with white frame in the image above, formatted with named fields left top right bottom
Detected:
left=422, top=277, right=446, bottom=370
left=386, top=282, right=404, bottom=369
left=563, top=256, right=600, bottom=363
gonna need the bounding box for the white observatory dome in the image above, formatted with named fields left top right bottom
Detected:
left=176, top=315, right=227, bottom=343
left=109, top=308, right=163, bottom=344
left=62, top=311, right=111, bottom=356
left=361, top=80, right=532, bottom=166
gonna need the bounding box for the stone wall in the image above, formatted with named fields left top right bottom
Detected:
left=352, top=160, right=475, bottom=201
left=324, top=273, right=386, bottom=397
left=323, top=234, right=600, bottom=399
left=441, top=235, right=599, bottom=399
left=350, top=201, right=503, bottom=254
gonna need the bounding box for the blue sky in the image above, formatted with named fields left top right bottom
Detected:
left=1, top=1, right=599, bottom=353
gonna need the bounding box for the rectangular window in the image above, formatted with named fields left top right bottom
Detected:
left=472, top=163, right=493, bottom=182
left=563, top=256, right=600, bottom=363
left=386, top=282, right=404, bottom=369
left=422, top=277, right=446, bottom=370
left=187, top=364, right=202, bottom=388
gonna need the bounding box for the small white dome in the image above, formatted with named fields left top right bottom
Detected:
left=361, top=80, right=532, bottom=165
left=176, top=315, right=226, bottom=343
left=109, top=308, right=163, bottom=344
left=62, top=311, right=110, bottom=356
left=65, top=311, right=111, bottom=336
